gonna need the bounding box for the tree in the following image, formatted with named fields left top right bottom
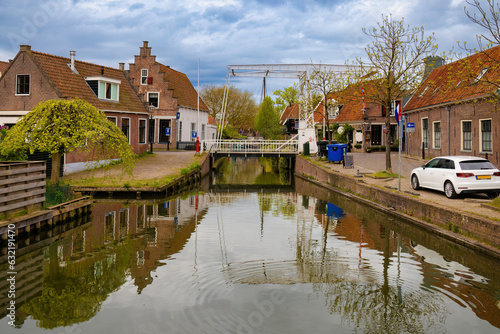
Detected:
left=356, top=15, right=437, bottom=172
left=200, top=84, right=258, bottom=131
left=255, top=96, right=282, bottom=139
left=273, top=84, right=300, bottom=113
left=308, top=66, right=351, bottom=144
left=464, top=0, right=500, bottom=50
left=0, top=99, right=135, bottom=182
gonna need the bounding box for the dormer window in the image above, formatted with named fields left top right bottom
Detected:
left=86, top=76, right=120, bottom=101
left=473, top=67, right=489, bottom=84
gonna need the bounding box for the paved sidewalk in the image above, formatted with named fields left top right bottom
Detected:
left=315, top=152, right=500, bottom=220
left=63, top=150, right=197, bottom=182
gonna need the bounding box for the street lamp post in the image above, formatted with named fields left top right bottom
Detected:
left=149, top=104, right=155, bottom=153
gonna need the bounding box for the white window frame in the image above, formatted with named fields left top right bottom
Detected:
left=16, top=74, right=30, bottom=95
left=121, top=117, right=131, bottom=144
left=139, top=118, right=147, bottom=144
left=107, top=116, right=117, bottom=125
left=479, top=118, right=492, bottom=153
left=141, top=69, right=148, bottom=85
left=147, top=92, right=159, bottom=108
left=432, top=121, right=441, bottom=149
left=461, top=120, right=472, bottom=152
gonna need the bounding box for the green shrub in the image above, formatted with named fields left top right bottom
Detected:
left=354, top=144, right=362, bottom=149
left=46, top=181, right=73, bottom=207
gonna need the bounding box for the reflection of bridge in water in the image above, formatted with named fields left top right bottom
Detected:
left=209, top=184, right=295, bottom=193
left=202, top=138, right=299, bottom=158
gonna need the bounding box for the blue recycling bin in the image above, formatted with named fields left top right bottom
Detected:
left=327, top=143, right=348, bottom=163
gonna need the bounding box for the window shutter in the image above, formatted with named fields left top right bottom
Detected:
left=147, top=77, right=153, bottom=84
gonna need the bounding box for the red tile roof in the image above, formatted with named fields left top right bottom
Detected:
left=0, top=61, right=9, bottom=76
left=156, top=63, right=208, bottom=111
left=405, top=46, right=500, bottom=111
left=30, top=51, right=147, bottom=113
left=280, top=103, right=300, bottom=123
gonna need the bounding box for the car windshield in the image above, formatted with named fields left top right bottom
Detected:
left=459, top=160, right=496, bottom=170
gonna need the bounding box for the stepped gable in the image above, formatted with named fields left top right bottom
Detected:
left=156, top=62, right=208, bottom=111
left=30, top=50, right=147, bottom=113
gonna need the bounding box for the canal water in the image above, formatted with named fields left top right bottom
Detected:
left=1, top=157, right=500, bottom=333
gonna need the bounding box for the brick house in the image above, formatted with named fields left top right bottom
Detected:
left=0, top=61, right=8, bottom=79
left=126, top=41, right=214, bottom=150
left=404, top=47, right=500, bottom=166
left=0, top=45, right=150, bottom=172
left=280, top=79, right=400, bottom=151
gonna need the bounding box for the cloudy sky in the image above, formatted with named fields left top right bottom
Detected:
left=0, top=0, right=485, bottom=99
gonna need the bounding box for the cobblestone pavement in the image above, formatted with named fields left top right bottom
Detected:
left=315, top=152, right=500, bottom=220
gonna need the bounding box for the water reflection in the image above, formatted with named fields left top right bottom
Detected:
left=0, top=160, right=499, bottom=333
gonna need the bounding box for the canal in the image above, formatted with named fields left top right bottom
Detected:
left=1, top=157, right=499, bottom=333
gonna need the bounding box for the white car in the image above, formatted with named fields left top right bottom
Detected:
left=410, top=156, right=500, bottom=199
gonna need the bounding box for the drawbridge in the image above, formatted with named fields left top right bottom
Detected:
left=202, top=63, right=350, bottom=156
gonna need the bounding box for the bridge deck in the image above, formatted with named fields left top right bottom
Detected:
left=202, top=139, right=299, bottom=157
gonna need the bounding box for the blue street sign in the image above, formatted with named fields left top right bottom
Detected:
left=176, top=111, right=180, bottom=119
left=165, top=127, right=171, bottom=136
left=192, top=131, right=197, bottom=138
left=406, top=122, right=415, bottom=133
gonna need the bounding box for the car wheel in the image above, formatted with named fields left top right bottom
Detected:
left=444, top=181, right=458, bottom=199
left=411, top=174, right=420, bottom=190
left=487, top=192, right=499, bottom=199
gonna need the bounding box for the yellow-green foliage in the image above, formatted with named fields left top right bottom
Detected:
left=0, top=99, right=134, bottom=174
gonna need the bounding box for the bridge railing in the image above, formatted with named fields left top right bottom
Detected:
left=201, top=138, right=299, bottom=155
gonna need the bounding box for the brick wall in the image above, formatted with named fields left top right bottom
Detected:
left=405, top=102, right=499, bottom=166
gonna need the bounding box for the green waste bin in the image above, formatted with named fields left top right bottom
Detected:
left=303, top=142, right=310, bottom=156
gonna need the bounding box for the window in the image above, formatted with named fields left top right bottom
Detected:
left=480, top=119, right=492, bottom=152
left=107, top=116, right=117, bottom=125
left=473, top=67, right=489, bottom=84
left=139, top=119, right=146, bottom=144
left=86, top=76, right=120, bottom=101
left=462, top=120, right=472, bottom=151
left=178, top=121, right=182, bottom=141
left=122, top=118, right=130, bottom=143
left=201, top=124, right=205, bottom=141
left=433, top=121, right=441, bottom=149
left=16, top=75, right=30, bottom=95
left=390, top=124, right=397, bottom=144
left=422, top=118, right=428, bottom=149
left=148, top=92, right=159, bottom=108
left=141, top=69, right=148, bottom=85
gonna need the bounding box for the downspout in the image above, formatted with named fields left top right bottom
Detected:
left=445, top=105, right=450, bottom=155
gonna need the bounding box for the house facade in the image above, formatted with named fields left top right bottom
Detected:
left=311, top=80, right=401, bottom=151
left=404, top=47, right=500, bottom=166
left=126, top=41, right=214, bottom=149
left=0, top=45, right=149, bottom=172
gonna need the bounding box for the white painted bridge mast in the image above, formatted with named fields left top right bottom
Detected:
left=226, top=64, right=350, bottom=154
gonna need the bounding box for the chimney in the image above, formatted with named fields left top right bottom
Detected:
left=70, top=51, right=76, bottom=73
left=20, top=45, right=31, bottom=52
left=423, top=56, right=444, bottom=79
left=119, top=62, right=125, bottom=71
left=140, top=41, right=151, bottom=58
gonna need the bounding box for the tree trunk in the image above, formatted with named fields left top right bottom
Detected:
left=51, top=152, right=62, bottom=183
left=385, top=111, right=392, bottom=173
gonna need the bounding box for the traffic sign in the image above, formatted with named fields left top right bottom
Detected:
left=192, top=131, right=197, bottom=138
left=176, top=111, right=180, bottom=119
left=165, top=127, right=171, bottom=136
left=406, top=122, right=415, bottom=133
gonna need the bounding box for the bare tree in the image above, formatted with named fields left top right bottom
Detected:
left=200, top=84, right=258, bottom=131
left=355, top=15, right=437, bottom=172
left=464, top=0, right=500, bottom=49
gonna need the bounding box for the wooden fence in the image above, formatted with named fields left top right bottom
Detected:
left=0, top=161, right=46, bottom=218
